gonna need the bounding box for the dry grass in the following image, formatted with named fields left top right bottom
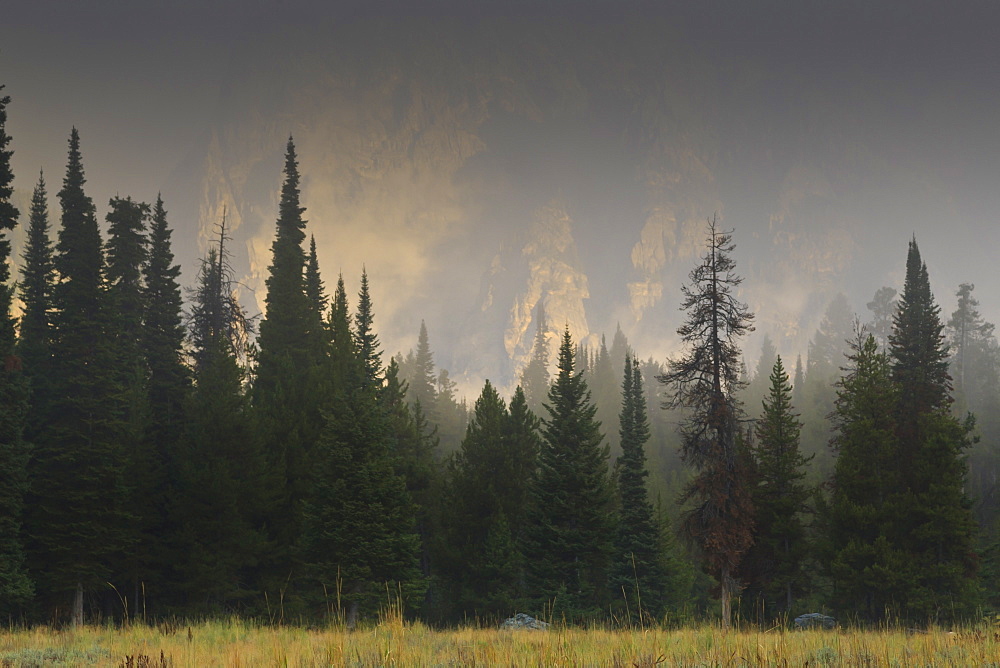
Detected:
left=1, top=616, right=998, bottom=666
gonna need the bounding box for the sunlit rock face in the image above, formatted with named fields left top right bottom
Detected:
left=183, top=14, right=982, bottom=391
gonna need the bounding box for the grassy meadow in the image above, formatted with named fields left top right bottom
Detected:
left=2, top=616, right=999, bottom=667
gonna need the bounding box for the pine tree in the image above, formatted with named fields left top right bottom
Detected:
left=174, top=228, right=266, bottom=613
left=743, top=356, right=811, bottom=621
left=867, top=286, right=898, bottom=351
left=300, top=378, right=424, bottom=626
left=142, top=195, right=190, bottom=472
left=612, top=353, right=670, bottom=621
left=658, top=217, right=755, bottom=628
left=140, top=195, right=191, bottom=611
left=0, top=85, right=33, bottom=615
left=504, top=386, right=542, bottom=544
left=524, top=328, right=613, bottom=620
left=828, top=332, right=907, bottom=622
left=591, top=335, right=622, bottom=455
left=947, top=283, right=994, bottom=412
left=520, top=303, right=551, bottom=414
left=28, top=129, right=129, bottom=624
left=408, top=320, right=438, bottom=419
left=354, top=268, right=381, bottom=386
left=253, top=138, right=321, bottom=588
left=329, top=274, right=354, bottom=391
left=17, top=171, right=56, bottom=411
left=890, top=238, right=951, bottom=428
left=435, top=367, right=467, bottom=455
left=382, top=357, right=439, bottom=585
left=888, top=238, right=977, bottom=621
left=304, top=235, right=327, bottom=356
left=444, top=381, right=510, bottom=615
left=105, top=195, right=159, bottom=615
left=946, top=283, right=1000, bottom=529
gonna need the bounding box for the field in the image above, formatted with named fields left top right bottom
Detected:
left=2, top=616, right=999, bottom=667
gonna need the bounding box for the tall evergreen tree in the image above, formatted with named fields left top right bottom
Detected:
left=139, top=195, right=191, bottom=611
left=407, top=320, right=438, bottom=421
left=866, top=286, right=898, bottom=351
left=253, top=138, right=321, bottom=589
left=443, top=381, right=511, bottom=615
left=888, top=238, right=977, bottom=621
left=174, top=226, right=266, bottom=613
left=17, top=171, right=56, bottom=405
left=105, top=196, right=158, bottom=614
left=524, top=328, right=613, bottom=620
left=743, top=356, right=811, bottom=621
left=0, top=85, right=33, bottom=615
left=300, top=366, right=424, bottom=626
left=142, top=195, right=190, bottom=469
left=890, top=238, right=951, bottom=429
left=612, top=353, right=671, bottom=621
left=329, top=274, right=354, bottom=391
left=658, top=218, right=755, bottom=628
left=829, top=332, right=907, bottom=622
left=354, top=268, right=381, bottom=386
left=520, top=303, right=551, bottom=414
left=28, top=129, right=129, bottom=624
left=591, top=335, right=622, bottom=455
left=304, top=234, right=327, bottom=355
left=382, top=356, right=439, bottom=586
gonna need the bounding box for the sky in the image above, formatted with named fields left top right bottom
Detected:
left=4, top=0, right=1000, bottom=396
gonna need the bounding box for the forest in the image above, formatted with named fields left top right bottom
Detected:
left=0, top=86, right=998, bottom=630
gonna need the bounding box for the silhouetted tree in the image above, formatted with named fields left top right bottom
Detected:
left=0, top=86, right=32, bottom=615
left=659, top=217, right=755, bottom=628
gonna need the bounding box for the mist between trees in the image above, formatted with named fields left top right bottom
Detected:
left=1, top=95, right=997, bottom=628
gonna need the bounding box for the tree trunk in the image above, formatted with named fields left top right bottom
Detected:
left=72, top=582, right=84, bottom=627
left=345, top=582, right=364, bottom=630
left=720, top=565, right=731, bottom=629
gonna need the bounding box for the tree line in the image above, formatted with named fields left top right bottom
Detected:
left=0, top=88, right=994, bottom=627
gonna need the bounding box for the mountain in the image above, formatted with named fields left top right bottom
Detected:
left=172, top=9, right=1000, bottom=394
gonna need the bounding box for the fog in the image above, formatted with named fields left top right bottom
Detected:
left=5, top=0, right=999, bottom=398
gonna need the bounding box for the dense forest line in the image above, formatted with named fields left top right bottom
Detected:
left=0, top=87, right=997, bottom=627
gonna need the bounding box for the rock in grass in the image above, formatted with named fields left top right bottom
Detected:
left=500, top=613, right=550, bottom=630
left=794, top=613, right=837, bottom=630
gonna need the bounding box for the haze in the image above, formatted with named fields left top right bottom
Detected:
left=4, top=0, right=999, bottom=397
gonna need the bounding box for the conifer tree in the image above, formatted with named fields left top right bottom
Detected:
left=174, top=225, right=266, bottom=613
left=890, top=238, right=951, bottom=428
left=140, top=195, right=190, bottom=610
left=520, top=303, right=550, bottom=414
left=408, top=320, right=438, bottom=420
left=354, top=268, right=381, bottom=386
left=743, top=356, right=811, bottom=620
left=17, top=171, right=56, bottom=408
left=504, top=386, right=542, bottom=543
left=105, top=195, right=159, bottom=613
left=888, top=238, right=977, bottom=621
left=382, top=357, right=439, bottom=581
left=28, top=129, right=129, bottom=624
left=591, top=335, right=621, bottom=455
left=867, top=286, right=898, bottom=351
left=142, top=195, right=190, bottom=471
left=304, top=235, right=327, bottom=356
left=829, top=332, right=907, bottom=622
left=300, top=362, right=424, bottom=626
left=253, top=138, right=321, bottom=585
left=524, top=328, right=613, bottom=620
left=444, top=381, right=510, bottom=614
left=0, top=86, right=33, bottom=615
left=329, top=274, right=354, bottom=391
left=612, top=353, right=670, bottom=621
left=658, top=218, right=755, bottom=628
